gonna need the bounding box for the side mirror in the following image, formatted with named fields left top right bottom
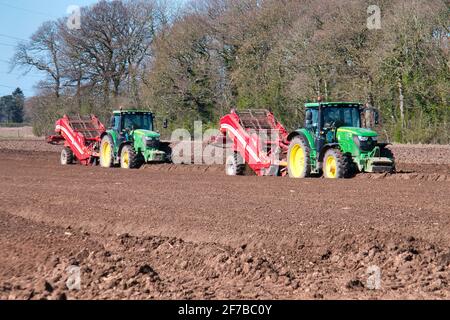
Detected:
left=110, top=116, right=115, bottom=129
left=163, top=119, right=168, bottom=129
left=374, top=110, right=380, bottom=125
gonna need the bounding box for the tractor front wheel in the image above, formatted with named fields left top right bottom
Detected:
left=60, top=147, right=74, bottom=165
left=287, top=137, right=311, bottom=178
left=323, top=149, right=353, bottom=179
left=100, top=135, right=114, bottom=168
left=120, top=145, right=143, bottom=169
left=226, top=152, right=245, bottom=176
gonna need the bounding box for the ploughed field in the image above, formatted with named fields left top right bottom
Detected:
left=0, top=139, right=449, bottom=299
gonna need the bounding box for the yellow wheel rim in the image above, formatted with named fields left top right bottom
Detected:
left=122, top=150, right=130, bottom=168
left=101, top=141, right=111, bottom=166
left=289, top=144, right=305, bottom=178
left=325, top=156, right=337, bottom=179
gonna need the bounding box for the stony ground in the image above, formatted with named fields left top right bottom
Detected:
left=0, top=140, right=449, bottom=300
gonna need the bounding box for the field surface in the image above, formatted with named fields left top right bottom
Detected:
left=0, top=139, right=449, bottom=299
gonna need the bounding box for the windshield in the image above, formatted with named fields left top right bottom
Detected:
left=322, top=107, right=360, bottom=128
left=122, top=114, right=153, bottom=131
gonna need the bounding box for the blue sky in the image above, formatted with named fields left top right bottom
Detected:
left=0, top=0, right=99, bottom=97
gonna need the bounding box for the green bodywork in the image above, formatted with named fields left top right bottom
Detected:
left=104, top=110, right=167, bottom=164
left=291, top=102, right=394, bottom=174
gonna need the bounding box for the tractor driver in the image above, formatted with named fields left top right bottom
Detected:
left=323, top=110, right=336, bottom=128
left=123, top=116, right=139, bottom=131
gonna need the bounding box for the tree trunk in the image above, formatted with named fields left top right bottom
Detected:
left=398, top=80, right=405, bottom=128
left=76, top=76, right=82, bottom=111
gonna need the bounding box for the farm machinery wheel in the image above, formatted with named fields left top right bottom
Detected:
left=60, top=147, right=74, bottom=165
left=226, top=152, right=245, bottom=176
left=120, top=144, right=143, bottom=169
left=287, top=137, right=311, bottom=178
left=323, top=148, right=353, bottom=179
left=100, top=135, right=114, bottom=168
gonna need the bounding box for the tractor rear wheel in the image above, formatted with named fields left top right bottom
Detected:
left=60, top=147, right=74, bottom=165
left=226, top=152, right=245, bottom=176
left=323, top=148, right=353, bottom=179
left=120, top=144, right=143, bottom=169
left=100, top=135, right=114, bottom=168
left=380, top=147, right=395, bottom=160
left=288, top=137, right=311, bottom=178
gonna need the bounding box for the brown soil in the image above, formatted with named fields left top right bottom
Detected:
left=0, top=142, right=449, bottom=300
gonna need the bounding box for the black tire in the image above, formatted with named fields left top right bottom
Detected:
left=60, top=147, right=74, bottom=165
left=380, top=147, right=396, bottom=172
left=159, top=142, right=173, bottom=163
left=380, top=147, right=395, bottom=160
left=323, top=148, right=354, bottom=179
left=287, top=136, right=311, bottom=178
left=100, top=135, right=114, bottom=168
left=226, top=152, right=245, bottom=176
left=120, top=144, right=143, bottom=169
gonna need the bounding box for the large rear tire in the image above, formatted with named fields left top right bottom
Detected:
left=100, top=135, right=114, bottom=168
left=380, top=146, right=396, bottom=172
left=60, top=147, right=74, bottom=165
left=380, top=147, right=395, bottom=160
left=120, top=144, right=143, bottom=169
left=323, top=148, right=353, bottom=179
left=287, top=137, right=311, bottom=178
left=226, top=152, right=245, bottom=176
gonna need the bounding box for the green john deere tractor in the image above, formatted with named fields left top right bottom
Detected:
left=287, top=102, right=395, bottom=179
left=99, top=110, right=171, bottom=169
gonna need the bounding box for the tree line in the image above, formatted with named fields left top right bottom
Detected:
left=13, top=0, right=449, bottom=143
left=0, top=88, right=25, bottom=124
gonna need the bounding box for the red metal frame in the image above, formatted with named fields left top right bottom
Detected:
left=47, top=115, right=106, bottom=165
left=219, top=109, right=289, bottom=176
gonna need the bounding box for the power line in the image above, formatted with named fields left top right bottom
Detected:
left=0, top=42, right=16, bottom=47
left=0, top=2, right=56, bottom=19
left=0, top=84, right=15, bottom=89
left=1, top=71, right=43, bottom=78
left=0, top=33, right=27, bottom=42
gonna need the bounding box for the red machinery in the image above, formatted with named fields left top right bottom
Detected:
left=219, top=109, right=290, bottom=176
left=47, top=115, right=106, bottom=165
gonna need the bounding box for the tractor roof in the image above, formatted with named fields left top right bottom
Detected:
left=113, top=110, right=153, bottom=115
left=305, top=102, right=363, bottom=108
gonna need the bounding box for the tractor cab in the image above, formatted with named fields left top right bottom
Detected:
left=110, top=110, right=155, bottom=133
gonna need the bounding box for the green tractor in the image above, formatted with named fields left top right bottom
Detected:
left=287, top=102, right=395, bottom=179
left=99, top=110, right=171, bottom=169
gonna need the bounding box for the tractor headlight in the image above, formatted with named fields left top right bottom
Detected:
left=357, top=136, right=377, bottom=142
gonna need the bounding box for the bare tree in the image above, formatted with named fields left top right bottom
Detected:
left=13, top=21, right=64, bottom=98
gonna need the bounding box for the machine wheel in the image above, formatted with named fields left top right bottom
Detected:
left=100, top=135, right=114, bottom=168
left=380, top=147, right=396, bottom=172
left=120, top=144, right=143, bottom=169
left=323, top=148, right=353, bottom=179
left=380, top=147, right=395, bottom=160
left=287, top=137, right=311, bottom=178
left=60, top=147, right=74, bottom=165
left=226, top=152, right=245, bottom=176
left=159, top=142, right=173, bottom=163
